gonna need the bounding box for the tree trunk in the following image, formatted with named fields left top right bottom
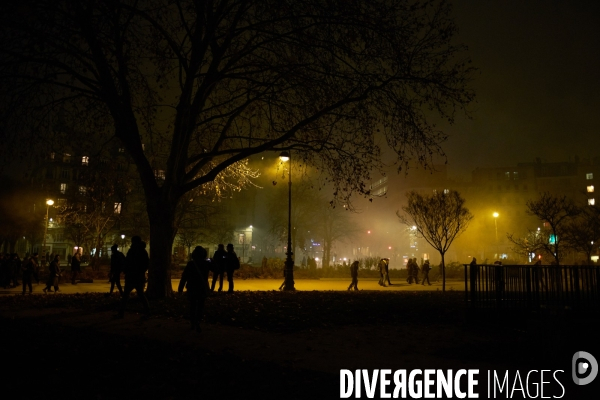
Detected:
left=145, top=202, right=176, bottom=299
left=440, top=252, right=446, bottom=292
left=323, top=240, right=331, bottom=269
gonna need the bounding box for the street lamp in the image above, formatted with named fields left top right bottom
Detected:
left=43, top=199, right=54, bottom=263
left=280, top=151, right=295, bottom=290
left=493, top=212, right=499, bottom=259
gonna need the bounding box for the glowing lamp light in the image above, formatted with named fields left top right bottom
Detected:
left=493, top=212, right=499, bottom=218
left=46, top=199, right=54, bottom=206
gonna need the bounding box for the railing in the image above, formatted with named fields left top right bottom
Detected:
left=464, top=264, right=600, bottom=310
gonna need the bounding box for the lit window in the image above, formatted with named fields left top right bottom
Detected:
left=142, top=143, right=145, bottom=151
left=114, top=203, right=122, bottom=214
left=155, top=170, right=165, bottom=180
left=60, top=183, right=67, bottom=194
left=513, top=172, right=519, bottom=180
left=82, top=156, right=89, bottom=165
left=118, top=148, right=125, bottom=153
left=505, top=172, right=510, bottom=180
left=588, top=186, right=595, bottom=193
left=443, top=189, right=449, bottom=194
left=586, top=173, right=594, bottom=180
left=589, top=198, right=595, bottom=206
left=63, top=153, right=71, bottom=163
left=79, top=186, right=87, bottom=194
left=50, top=152, right=55, bottom=160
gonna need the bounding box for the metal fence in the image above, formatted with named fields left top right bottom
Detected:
left=463, top=264, right=600, bottom=310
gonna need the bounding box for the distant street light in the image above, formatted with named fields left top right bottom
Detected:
left=280, top=151, right=295, bottom=290
left=493, top=212, right=499, bottom=258
left=43, top=199, right=54, bottom=262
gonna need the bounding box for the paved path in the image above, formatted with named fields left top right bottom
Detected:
left=1, top=277, right=465, bottom=296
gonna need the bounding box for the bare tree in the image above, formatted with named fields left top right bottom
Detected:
left=563, top=205, right=600, bottom=263
left=314, top=203, right=360, bottom=268
left=508, top=192, right=580, bottom=265
left=1, top=0, right=474, bottom=297
left=397, top=190, right=473, bottom=292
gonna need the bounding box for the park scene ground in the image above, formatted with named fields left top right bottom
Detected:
left=1, top=279, right=598, bottom=399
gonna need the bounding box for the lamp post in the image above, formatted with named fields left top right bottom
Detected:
left=43, top=199, right=54, bottom=263
left=493, top=212, right=499, bottom=259
left=279, top=151, right=295, bottom=291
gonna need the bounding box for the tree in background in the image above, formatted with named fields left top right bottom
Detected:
left=397, top=190, right=473, bottom=292
left=508, top=192, right=580, bottom=265
left=1, top=0, right=474, bottom=297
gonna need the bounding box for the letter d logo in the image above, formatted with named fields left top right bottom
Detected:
left=572, top=351, right=598, bottom=385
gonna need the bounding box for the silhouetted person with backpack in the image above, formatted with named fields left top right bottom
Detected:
left=108, top=244, right=124, bottom=296
left=178, top=246, right=210, bottom=332
left=210, top=244, right=226, bottom=292
left=224, top=243, right=240, bottom=293
left=118, top=236, right=150, bottom=318
left=348, top=260, right=359, bottom=291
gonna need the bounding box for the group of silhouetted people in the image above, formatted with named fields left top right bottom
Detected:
left=178, top=243, right=240, bottom=332
left=347, top=257, right=436, bottom=289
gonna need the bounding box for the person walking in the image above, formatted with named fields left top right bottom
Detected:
left=383, top=258, right=392, bottom=285
left=21, top=254, right=38, bottom=295
left=178, top=246, right=210, bottom=332
left=118, top=236, right=150, bottom=318
left=43, top=254, right=61, bottom=293
left=108, top=244, right=124, bottom=296
left=348, top=260, right=359, bottom=291
left=421, top=259, right=432, bottom=285
left=70, top=250, right=81, bottom=284
left=378, top=258, right=388, bottom=287
left=210, top=244, right=226, bottom=292
left=224, top=243, right=240, bottom=293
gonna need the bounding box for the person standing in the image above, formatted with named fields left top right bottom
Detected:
left=70, top=250, right=81, bottom=284
left=224, top=243, right=240, bottom=293
left=210, top=244, right=226, bottom=292
left=178, top=246, right=210, bottom=332
left=21, top=254, right=38, bottom=295
left=348, top=260, right=359, bottom=291
left=118, top=236, right=150, bottom=317
left=109, top=244, right=124, bottom=295
left=43, top=255, right=61, bottom=293
left=421, top=259, right=432, bottom=285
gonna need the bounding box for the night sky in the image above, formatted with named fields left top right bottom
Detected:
left=441, top=0, right=600, bottom=179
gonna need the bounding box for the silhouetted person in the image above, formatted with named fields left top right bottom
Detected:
left=210, top=244, right=226, bottom=292
left=43, top=255, right=61, bottom=293
left=178, top=246, right=210, bottom=332
left=378, top=258, right=388, bottom=287
left=383, top=258, right=392, bottom=285
left=118, top=235, right=150, bottom=317
left=9, top=253, right=21, bottom=288
left=348, top=260, right=359, bottom=291
left=224, top=243, right=240, bottom=293
left=21, top=254, right=38, bottom=294
left=71, top=251, right=81, bottom=284
left=109, top=244, right=124, bottom=296
left=421, top=260, right=432, bottom=285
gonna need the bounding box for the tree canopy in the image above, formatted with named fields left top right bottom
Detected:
left=1, top=0, right=474, bottom=297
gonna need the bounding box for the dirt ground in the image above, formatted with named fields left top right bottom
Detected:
left=1, top=290, right=598, bottom=399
